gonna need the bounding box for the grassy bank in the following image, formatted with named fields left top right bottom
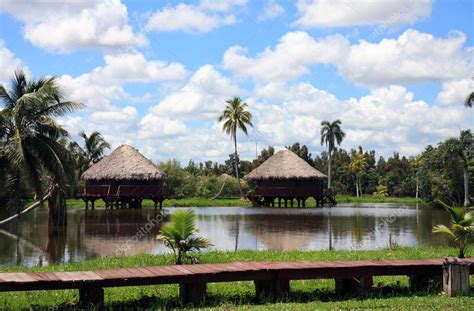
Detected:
left=0, top=247, right=472, bottom=310
left=66, top=195, right=421, bottom=209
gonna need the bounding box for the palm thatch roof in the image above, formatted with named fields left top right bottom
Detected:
left=81, top=145, right=165, bottom=181
left=245, top=149, right=327, bottom=180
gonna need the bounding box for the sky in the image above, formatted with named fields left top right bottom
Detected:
left=0, top=0, right=473, bottom=163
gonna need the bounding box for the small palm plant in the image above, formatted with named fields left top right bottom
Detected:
left=158, top=209, right=212, bottom=264
left=433, top=201, right=474, bottom=258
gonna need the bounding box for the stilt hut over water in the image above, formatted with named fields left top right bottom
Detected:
left=245, top=149, right=327, bottom=207
left=80, top=145, right=166, bottom=209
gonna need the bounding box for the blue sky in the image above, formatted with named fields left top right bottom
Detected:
left=0, top=0, right=472, bottom=163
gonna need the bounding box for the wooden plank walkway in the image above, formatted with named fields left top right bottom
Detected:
left=0, top=258, right=473, bottom=308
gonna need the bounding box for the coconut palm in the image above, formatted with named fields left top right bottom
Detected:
left=433, top=201, right=474, bottom=258
left=320, top=120, right=345, bottom=189
left=465, top=91, right=474, bottom=108
left=218, top=97, right=253, bottom=195
left=0, top=69, right=82, bottom=216
left=444, top=130, right=472, bottom=207
left=158, top=209, right=212, bottom=265
left=350, top=152, right=367, bottom=198
left=79, top=131, right=110, bottom=166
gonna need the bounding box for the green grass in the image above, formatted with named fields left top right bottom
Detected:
left=0, top=247, right=472, bottom=310
left=66, top=195, right=421, bottom=209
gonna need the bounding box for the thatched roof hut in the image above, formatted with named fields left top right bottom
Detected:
left=82, top=144, right=165, bottom=181
left=80, top=145, right=166, bottom=209
left=245, top=150, right=327, bottom=207
left=245, top=149, right=326, bottom=180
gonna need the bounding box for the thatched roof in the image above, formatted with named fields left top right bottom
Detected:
left=81, top=145, right=165, bottom=181
left=245, top=149, right=327, bottom=180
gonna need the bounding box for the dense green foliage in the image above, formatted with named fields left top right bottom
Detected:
left=0, top=247, right=472, bottom=310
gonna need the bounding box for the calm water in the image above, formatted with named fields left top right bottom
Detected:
left=0, top=204, right=451, bottom=267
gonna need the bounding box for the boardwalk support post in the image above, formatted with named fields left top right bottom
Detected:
left=179, top=282, right=206, bottom=304
left=443, top=258, right=470, bottom=297
left=335, top=276, right=373, bottom=295
left=409, top=274, right=441, bottom=291
left=254, top=278, right=290, bottom=301
left=79, top=285, right=104, bottom=309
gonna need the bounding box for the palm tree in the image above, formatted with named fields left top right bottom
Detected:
left=465, top=91, right=474, bottom=108
left=350, top=152, right=367, bottom=198
left=444, top=130, right=472, bottom=207
left=218, top=97, right=253, bottom=195
left=433, top=201, right=474, bottom=258
left=79, top=131, right=110, bottom=165
left=0, top=69, right=82, bottom=222
left=320, top=120, right=345, bottom=189
left=157, top=209, right=212, bottom=265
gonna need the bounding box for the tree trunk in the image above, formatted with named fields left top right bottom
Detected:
left=355, top=179, right=359, bottom=198
left=234, top=132, right=243, bottom=196
left=359, top=177, right=363, bottom=196
left=416, top=174, right=419, bottom=201
left=328, top=148, right=332, bottom=189
left=48, top=187, right=67, bottom=235
left=463, top=163, right=470, bottom=207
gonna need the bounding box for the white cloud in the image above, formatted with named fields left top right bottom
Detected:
left=138, top=115, right=187, bottom=139
left=436, top=79, right=474, bottom=105
left=90, top=53, right=187, bottom=84
left=199, top=0, right=247, bottom=12
left=295, top=0, right=432, bottom=28
left=0, top=0, right=145, bottom=52
left=341, top=29, right=469, bottom=86
left=223, top=29, right=470, bottom=86
left=57, top=52, right=187, bottom=111
left=258, top=0, right=284, bottom=21
left=223, top=31, right=349, bottom=81
left=149, top=64, right=242, bottom=119
left=91, top=106, right=138, bottom=123
left=147, top=3, right=236, bottom=33
left=0, top=41, right=30, bottom=84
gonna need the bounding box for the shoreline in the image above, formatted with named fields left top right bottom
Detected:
left=65, top=195, right=424, bottom=209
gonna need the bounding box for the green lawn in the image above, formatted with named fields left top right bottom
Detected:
left=66, top=195, right=422, bottom=209
left=0, top=247, right=472, bottom=310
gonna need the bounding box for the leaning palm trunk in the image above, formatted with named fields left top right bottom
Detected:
left=233, top=133, right=243, bottom=196
left=48, top=185, right=67, bottom=235
left=463, top=162, right=471, bottom=207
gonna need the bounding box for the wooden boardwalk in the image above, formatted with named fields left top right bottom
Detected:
left=1, top=259, right=473, bottom=308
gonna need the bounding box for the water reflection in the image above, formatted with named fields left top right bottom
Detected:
left=0, top=204, right=451, bottom=267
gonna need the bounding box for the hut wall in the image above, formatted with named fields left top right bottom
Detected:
left=83, top=179, right=165, bottom=199
left=255, top=179, right=324, bottom=198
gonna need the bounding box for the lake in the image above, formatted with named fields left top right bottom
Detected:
left=0, top=203, right=451, bottom=267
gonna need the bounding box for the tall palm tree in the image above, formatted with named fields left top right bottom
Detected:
left=320, top=120, right=345, bottom=189
left=79, top=131, right=110, bottom=167
left=0, top=69, right=82, bottom=219
left=465, top=91, right=474, bottom=108
left=218, top=97, right=253, bottom=195
left=350, top=152, right=367, bottom=198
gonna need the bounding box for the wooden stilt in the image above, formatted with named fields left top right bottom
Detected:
left=335, top=276, right=373, bottom=296
left=179, top=282, right=206, bottom=304
left=443, top=259, right=470, bottom=296
left=254, top=279, right=290, bottom=301
left=79, top=285, right=104, bottom=309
